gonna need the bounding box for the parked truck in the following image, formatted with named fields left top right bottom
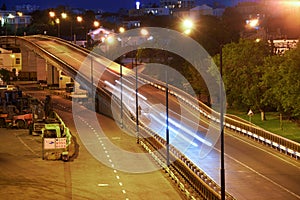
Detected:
left=0, top=88, right=34, bottom=129
left=41, top=122, right=72, bottom=161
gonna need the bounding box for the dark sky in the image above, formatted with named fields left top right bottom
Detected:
left=1, top=0, right=160, bottom=12
left=1, top=0, right=238, bottom=12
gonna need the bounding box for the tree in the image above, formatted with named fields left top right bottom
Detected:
left=260, top=55, right=285, bottom=112
left=215, top=39, right=271, bottom=119
left=1, top=3, right=6, bottom=10
left=260, top=45, right=300, bottom=119
left=221, top=7, right=244, bottom=43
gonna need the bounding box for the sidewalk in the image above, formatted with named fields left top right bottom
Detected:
left=0, top=86, right=186, bottom=200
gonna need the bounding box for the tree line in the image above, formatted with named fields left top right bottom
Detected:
left=214, top=39, right=300, bottom=120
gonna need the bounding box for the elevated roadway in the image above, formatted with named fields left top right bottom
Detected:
left=1, top=35, right=300, bottom=200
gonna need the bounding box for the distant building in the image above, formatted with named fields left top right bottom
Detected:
left=0, top=10, right=31, bottom=31
left=129, top=7, right=170, bottom=16
left=190, top=4, right=213, bottom=17
left=122, top=20, right=141, bottom=29
left=160, top=0, right=195, bottom=9
left=0, top=47, right=22, bottom=73
left=14, top=4, right=39, bottom=14
left=213, top=7, right=225, bottom=17
left=88, top=27, right=116, bottom=42
left=173, top=4, right=224, bottom=19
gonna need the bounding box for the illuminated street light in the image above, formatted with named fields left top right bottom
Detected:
left=106, top=35, right=114, bottom=44
left=73, top=16, right=83, bottom=43
left=119, top=27, right=125, bottom=33
left=248, top=18, right=259, bottom=28
left=94, top=21, right=100, bottom=28
left=183, top=29, right=192, bottom=35
left=49, top=11, right=55, bottom=18
left=182, top=19, right=194, bottom=35
left=76, top=16, right=83, bottom=23
left=61, top=12, right=67, bottom=19
left=283, top=0, right=300, bottom=6
left=183, top=19, right=193, bottom=29
left=55, top=18, right=60, bottom=37
left=140, top=28, right=148, bottom=36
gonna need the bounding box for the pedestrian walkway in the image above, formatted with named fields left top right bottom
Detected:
left=0, top=85, right=186, bottom=200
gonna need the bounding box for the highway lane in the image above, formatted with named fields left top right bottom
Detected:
left=137, top=85, right=300, bottom=200
left=22, top=36, right=300, bottom=199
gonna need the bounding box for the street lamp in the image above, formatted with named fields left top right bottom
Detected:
left=49, top=11, right=61, bottom=37
left=61, top=12, right=67, bottom=20
left=182, top=16, right=225, bottom=198
left=93, top=21, right=100, bottom=28
left=120, top=63, right=123, bottom=128
left=182, top=18, right=194, bottom=35
left=219, top=45, right=225, bottom=200
left=140, top=28, right=148, bottom=36
left=55, top=18, right=60, bottom=37
left=49, top=11, right=55, bottom=18
left=134, top=28, right=149, bottom=144
left=119, top=27, right=125, bottom=33
left=73, top=16, right=83, bottom=43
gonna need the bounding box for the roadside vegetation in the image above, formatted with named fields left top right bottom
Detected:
left=227, top=109, right=300, bottom=143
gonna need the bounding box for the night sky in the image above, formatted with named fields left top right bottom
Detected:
left=1, top=0, right=238, bottom=12
left=0, top=0, right=158, bottom=11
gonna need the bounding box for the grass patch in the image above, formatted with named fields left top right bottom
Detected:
left=226, top=109, right=300, bottom=143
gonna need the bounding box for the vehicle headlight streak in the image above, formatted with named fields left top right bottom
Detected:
left=115, top=80, right=147, bottom=101
left=159, top=113, right=212, bottom=147
left=149, top=111, right=199, bottom=148
left=108, top=77, right=212, bottom=148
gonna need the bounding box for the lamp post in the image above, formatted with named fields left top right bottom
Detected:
left=165, top=65, right=170, bottom=166
left=61, top=12, right=68, bottom=39
left=74, top=16, right=83, bottom=43
left=182, top=18, right=194, bottom=35
left=181, top=18, right=226, bottom=199
left=119, top=27, right=125, bottom=33
left=55, top=18, right=60, bottom=37
left=220, top=45, right=225, bottom=200
left=49, top=11, right=65, bottom=38
left=120, top=63, right=123, bottom=128
left=135, top=28, right=149, bottom=144
left=93, top=21, right=100, bottom=28
left=90, top=56, right=94, bottom=106
left=135, top=55, right=139, bottom=144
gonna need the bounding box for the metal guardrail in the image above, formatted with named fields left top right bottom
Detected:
left=111, top=95, right=235, bottom=200
left=138, top=74, right=300, bottom=159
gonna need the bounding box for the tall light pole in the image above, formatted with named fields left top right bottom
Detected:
left=91, top=56, right=94, bottom=104
left=135, top=55, right=139, bottom=144
left=165, top=66, right=170, bottom=166
left=220, top=45, right=225, bottom=200
left=61, top=12, right=67, bottom=39
left=55, top=18, right=60, bottom=37
left=74, top=16, right=83, bottom=43
left=182, top=18, right=194, bottom=35
left=120, top=63, right=123, bottom=128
